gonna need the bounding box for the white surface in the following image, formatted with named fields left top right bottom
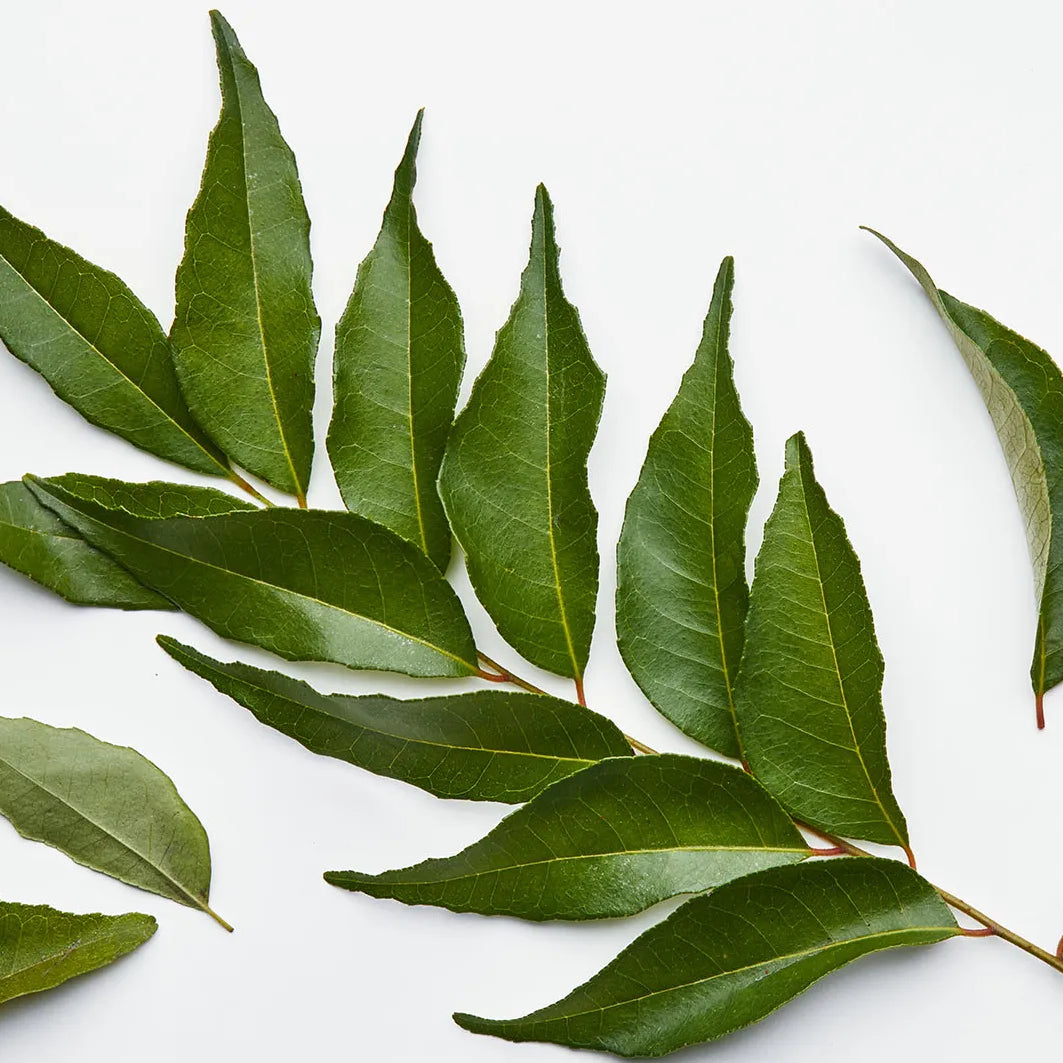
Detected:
left=0, top=0, right=1061, bottom=1058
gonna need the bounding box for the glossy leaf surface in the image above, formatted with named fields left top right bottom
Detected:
left=171, top=11, right=319, bottom=499
left=455, top=858, right=957, bottom=1056
left=734, top=434, right=908, bottom=847
left=159, top=637, right=629, bottom=802
left=616, top=258, right=756, bottom=758
left=868, top=229, right=1063, bottom=720
left=326, top=754, right=809, bottom=919
left=28, top=475, right=478, bottom=678
left=328, top=111, right=465, bottom=570
left=0, top=481, right=171, bottom=610
left=0, top=206, right=227, bottom=476
left=0, top=717, right=220, bottom=921
left=0, top=903, right=156, bottom=1005
left=438, top=186, right=604, bottom=679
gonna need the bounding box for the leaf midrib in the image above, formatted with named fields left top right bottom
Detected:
left=0, top=919, right=141, bottom=992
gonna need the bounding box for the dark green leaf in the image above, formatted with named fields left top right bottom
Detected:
left=27, top=475, right=477, bottom=678
left=438, top=186, right=604, bottom=679
left=0, top=206, right=228, bottom=477
left=327, top=111, right=465, bottom=570
left=616, top=258, right=756, bottom=759
left=734, top=434, right=909, bottom=848
left=867, top=229, right=1063, bottom=724
left=171, top=11, right=319, bottom=500
left=158, top=636, right=629, bottom=802
left=28, top=473, right=257, bottom=518
left=0, top=481, right=171, bottom=610
left=326, top=754, right=809, bottom=919
left=0, top=903, right=156, bottom=1005
left=455, top=857, right=957, bottom=1056
left=0, top=717, right=226, bottom=927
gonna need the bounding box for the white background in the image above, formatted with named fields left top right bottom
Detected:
left=0, top=0, right=1061, bottom=1058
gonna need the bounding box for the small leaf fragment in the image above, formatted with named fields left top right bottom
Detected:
left=616, top=258, right=756, bottom=758
left=455, top=858, right=958, bottom=1056
left=0, top=717, right=224, bottom=926
left=438, top=186, right=604, bottom=679
left=0, top=206, right=228, bottom=476
left=0, top=902, right=156, bottom=1005
left=171, top=11, right=319, bottom=499
left=734, top=433, right=909, bottom=848
left=28, top=475, right=478, bottom=678
left=327, top=111, right=466, bottom=570
left=326, top=754, right=809, bottom=919
left=158, top=637, right=629, bottom=802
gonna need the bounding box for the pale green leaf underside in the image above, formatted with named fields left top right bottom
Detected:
left=616, top=257, right=756, bottom=759
left=734, top=433, right=909, bottom=847
left=455, top=858, right=957, bottom=1057
left=326, top=754, right=809, bottom=920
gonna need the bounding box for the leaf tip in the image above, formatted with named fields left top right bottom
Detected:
left=783, top=430, right=811, bottom=471
left=453, top=1011, right=494, bottom=1035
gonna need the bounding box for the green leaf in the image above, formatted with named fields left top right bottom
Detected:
left=0, top=902, right=156, bottom=1005
left=0, top=481, right=172, bottom=610
left=0, top=206, right=228, bottom=477
left=866, top=229, right=1063, bottom=725
left=171, top=11, right=319, bottom=500
left=327, top=111, right=465, bottom=571
left=438, top=186, right=604, bottom=680
left=27, top=475, right=478, bottom=678
left=27, top=473, right=257, bottom=518
left=455, top=857, right=958, bottom=1056
left=0, top=717, right=228, bottom=928
left=616, top=258, right=756, bottom=759
left=158, top=637, right=630, bottom=803
left=734, top=434, right=909, bottom=848
left=325, top=754, right=809, bottom=920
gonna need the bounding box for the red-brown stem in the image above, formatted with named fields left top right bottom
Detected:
left=574, top=675, right=587, bottom=707
left=477, top=668, right=508, bottom=683
left=1056, top=934, right=1063, bottom=961
left=809, top=846, right=847, bottom=857
left=228, top=471, right=273, bottom=507
left=903, top=845, right=918, bottom=870
left=296, top=491, right=308, bottom=510
left=961, top=927, right=996, bottom=938
left=1036, top=691, right=1046, bottom=730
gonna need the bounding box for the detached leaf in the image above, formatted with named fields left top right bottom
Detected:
left=616, top=258, right=756, bottom=758
left=455, top=858, right=958, bottom=1056
left=0, top=481, right=171, bottom=610
left=734, top=434, right=909, bottom=848
left=439, top=186, right=604, bottom=680
left=171, top=11, right=319, bottom=500
left=0, top=206, right=228, bottom=477
left=28, top=475, right=478, bottom=678
left=158, top=637, right=629, bottom=802
left=0, top=717, right=226, bottom=927
left=867, top=230, right=1063, bottom=725
left=0, top=903, right=156, bottom=1005
left=326, top=754, right=809, bottom=920
left=327, top=111, right=465, bottom=570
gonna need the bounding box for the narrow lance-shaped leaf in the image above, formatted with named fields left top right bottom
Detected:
left=326, top=754, right=810, bottom=920
left=456, top=858, right=958, bottom=1057
left=171, top=11, right=319, bottom=500
left=0, top=206, right=228, bottom=477
left=616, top=258, right=756, bottom=759
left=867, top=229, right=1063, bottom=727
left=0, top=717, right=228, bottom=928
left=734, top=433, right=909, bottom=848
left=27, top=474, right=478, bottom=678
left=159, top=637, right=631, bottom=803
left=327, top=111, right=466, bottom=570
left=439, top=186, right=604, bottom=680
left=0, top=903, right=156, bottom=1006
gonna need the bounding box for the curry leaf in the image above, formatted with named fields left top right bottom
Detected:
left=438, top=186, right=605, bottom=680
left=0, top=903, right=156, bottom=1005
left=616, top=258, right=756, bottom=759
left=734, top=433, right=909, bottom=848
left=27, top=475, right=478, bottom=678
left=158, top=637, right=630, bottom=803
left=327, top=111, right=465, bottom=570
left=0, top=481, right=171, bottom=610
left=325, top=754, right=809, bottom=920
left=171, top=11, right=319, bottom=501
left=0, top=206, right=228, bottom=477
left=867, top=229, right=1063, bottom=726
left=455, top=858, right=957, bottom=1056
